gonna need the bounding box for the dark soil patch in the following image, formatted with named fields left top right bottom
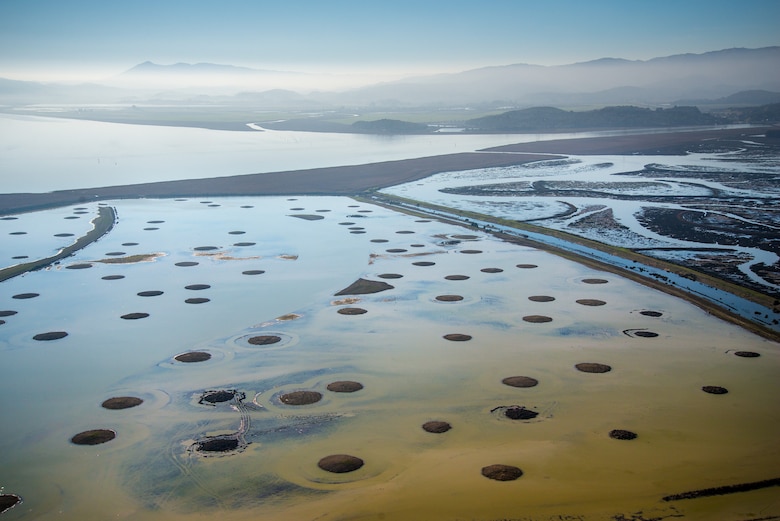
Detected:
left=147, top=220, right=165, bottom=224
left=460, top=249, right=482, bottom=254
left=609, top=429, right=638, bottom=440
left=502, top=376, right=539, bottom=388
left=175, top=261, right=199, bottom=267
left=280, top=390, right=322, bottom=405
left=242, top=269, right=265, bottom=275
left=54, top=233, right=74, bottom=237
left=233, top=242, right=256, bottom=246
left=33, top=331, right=68, bottom=341
left=734, top=351, right=760, bottom=358
left=576, top=362, right=612, bottom=373
left=348, top=227, right=364, bottom=230
left=634, top=331, right=659, bottom=338
left=443, top=333, right=472, bottom=341
left=102, top=275, right=125, bottom=280
left=528, top=295, right=555, bottom=302
left=436, top=294, right=464, bottom=302
left=702, top=385, right=728, bottom=394
left=65, top=216, right=80, bottom=219
left=504, top=406, right=538, bottom=420
left=0, top=216, right=18, bottom=220
left=228, top=231, right=245, bottom=234
left=583, top=278, right=609, bottom=284
left=370, top=239, right=388, bottom=243
left=71, top=429, right=115, bottom=445
left=339, top=222, right=355, bottom=225
left=318, top=454, right=364, bottom=473
left=101, top=396, right=143, bottom=410
left=481, top=464, right=523, bottom=481
left=194, top=246, right=219, bottom=251
left=185, top=297, right=210, bottom=304
left=327, top=381, right=364, bottom=393
left=137, top=290, right=163, bottom=297
left=481, top=268, right=503, bottom=273
left=121, top=312, right=149, bottom=320
left=12, top=256, right=29, bottom=259
left=12, top=293, right=39, bottom=299
left=0, top=310, right=18, bottom=317
left=199, top=390, right=236, bottom=404
left=422, top=421, right=451, bottom=433
left=105, top=251, right=126, bottom=256
left=185, top=284, right=211, bottom=290
left=377, top=273, right=403, bottom=279
left=0, top=494, right=21, bottom=513
left=577, top=299, right=606, bottom=306
left=337, top=307, right=368, bottom=315
left=386, top=248, right=407, bottom=253
left=66, top=263, right=93, bottom=269
left=290, top=207, right=305, bottom=210
left=143, top=227, right=159, bottom=230
left=122, top=242, right=139, bottom=246
left=335, top=278, right=394, bottom=295
left=640, top=310, right=663, bottom=317
left=175, top=351, right=211, bottom=363
left=445, top=274, right=470, bottom=280
left=196, top=438, right=239, bottom=452
left=241, top=205, right=254, bottom=208
left=289, top=214, right=325, bottom=221
left=516, top=264, right=538, bottom=269
left=522, top=315, right=552, bottom=323
left=350, top=231, right=366, bottom=234
left=248, top=335, right=282, bottom=345
left=413, top=261, right=435, bottom=266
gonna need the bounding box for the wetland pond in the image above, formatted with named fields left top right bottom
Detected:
left=0, top=195, right=779, bottom=520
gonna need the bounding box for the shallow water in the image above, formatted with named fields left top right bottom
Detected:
left=0, top=196, right=778, bottom=520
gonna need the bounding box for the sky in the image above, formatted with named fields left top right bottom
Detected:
left=1, top=0, right=779, bottom=83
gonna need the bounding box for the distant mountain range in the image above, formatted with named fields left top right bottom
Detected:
left=1, top=47, right=779, bottom=109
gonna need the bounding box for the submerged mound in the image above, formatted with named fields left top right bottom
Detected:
left=199, top=390, right=237, bottom=404
left=280, top=390, right=322, bottom=405
left=422, top=421, right=451, bottom=433
left=121, top=312, right=149, bottom=320
left=481, top=464, right=523, bottom=481
left=318, top=454, right=364, bottom=473
left=33, top=331, right=68, bottom=341
left=289, top=214, right=325, bottom=220
left=335, top=278, right=394, bottom=296
left=327, top=381, right=364, bottom=393
left=522, top=315, right=552, bottom=323
left=576, top=362, right=612, bottom=373
left=377, top=273, right=403, bottom=279
left=528, top=295, right=555, bottom=302
left=502, top=376, right=539, bottom=388
left=436, top=294, right=464, bottom=302
left=443, top=333, right=472, bottom=342
left=195, top=437, right=239, bottom=453
left=504, top=406, right=539, bottom=420
left=577, top=299, right=606, bottom=306
left=337, top=307, right=368, bottom=315
left=101, top=396, right=143, bottom=410
left=734, top=351, right=760, bottom=358
left=609, top=429, right=638, bottom=440
left=248, top=335, right=282, bottom=346
left=583, top=278, right=608, bottom=284
left=71, top=429, right=116, bottom=445
left=175, top=351, right=211, bottom=363
left=445, top=274, right=470, bottom=280
left=702, top=385, right=728, bottom=395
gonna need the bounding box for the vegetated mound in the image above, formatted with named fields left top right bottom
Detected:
left=289, top=214, right=325, bottom=220
left=199, top=390, right=237, bottom=404
left=422, top=420, right=451, bottom=433
left=352, top=119, right=431, bottom=134
left=522, top=315, right=552, bottom=323
left=33, top=331, right=68, bottom=341
left=436, top=294, right=464, bottom=302
left=248, top=335, right=282, bottom=345
left=467, top=105, right=723, bottom=132
left=443, top=333, right=472, bottom=341
left=71, top=429, right=115, bottom=445
left=481, top=464, right=523, bottom=481
left=577, top=299, right=606, bottom=306
left=503, top=406, right=539, bottom=420
left=335, top=278, right=394, bottom=295
left=101, top=396, right=143, bottom=410
left=175, top=351, right=211, bottom=363
left=318, top=454, right=365, bottom=473
left=0, top=494, right=22, bottom=513
left=195, top=437, right=239, bottom=453
left=734, top=351, right=760, bottom=358
left=327, top=381, right=364, bottom=393
left=609, top=429, right=638, bottom=440
left=702, top=385, right=728, bottom=395
left=502, top=376, right=539, bottom=388
left=121, top=312, right=149, bottom=320
left=337, top=307, right=367, bottom=315
left=279, top=390, right=322, bottom=405
left=576, top=362, right=612, bottom=373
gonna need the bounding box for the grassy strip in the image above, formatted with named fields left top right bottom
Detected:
left=360, top=194, right=780, bottom=341
left=0, top=206, right=116, bottom=283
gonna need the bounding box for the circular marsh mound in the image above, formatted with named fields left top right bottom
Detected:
left=318, top=454, right=364, bottom=473
left=480, top=268, right=503, bottom=273
left=576, top=299, right=606, bottom=306
left=327, top=381, right=364, bottom=393
left=516, top=264, right=538, bottom=269
left=582, top=278, right=608, bottom=284
left=337, top=307, right=367, bottom=315
left=702, top=385, right=728, bottom=395
left=528, top=295, right=555, bottom=302
left=71, top=429, right=116, bottom=445
left=248, top=335, right=282, bottom=346
left=575, top=362, right=612, bottom=373
left=609, top=429, right=638, bottom=440
left=436, top=294, right=464, bottom=302
left=522, top=315, right=552, bottom=323
left=200, top=390, right=237, bottom=404
left=481, top=464, right=523, bottom=481
left=121, top=312, right=149, bottom=320
left=422, top=421, right=451, bottom=433
left=33, top=331, right=68, bottom=341
left=502, top=376, right=539, bottom=388
left=174, top=351, right=211, bottom=363
left=640, top=310, right=663, bottom=317
left=445, top=274, right=470, bottom=280
left=185, top=298, right=210, bottom=304
left=734, top=351, right=760, bottom=358
left=443, top=333, right=472, bottom=342
left=101, top=396, right=143, bottom=410
left=503, top=406, right=539, bottom=420
left=280, top=390, right=322, bottom=405
left=12, top=293, right=39, bottom=299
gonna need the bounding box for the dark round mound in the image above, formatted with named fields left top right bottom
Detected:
left=350, top=230, right=366, bottom=234
left=280, top=390, right=322, bottom=405
left=33, top=331, right=68, bottom=341
left=185, top=298, right=210, bottom=304
left=339, top=222, right=355, bottom=225
left=290, top=207, right=305, bottom=210
left=348, top=227, right=364, bottom=230
left=528, top=295, right=555, bottom=302
left=327, top=381, right=364, bottom=393
left=200, top=390, right=236, bottom=403
left=147, top=220, right=165, bottom=224
left=65, top=216, right=79, bottom=219
left=66, top=263, right=92, bottom=269
left=583, top=278, right=609, bottom=284
left=71, top=429, right=116, bottom=445
left=445, top=275, right=470, bottom=280
left=386, top=248, right=407, bottom=253
left=396, top=230, right=415, bottom=234
left=248, top=335, right=282, bottom=345
left=194, top=246, right=219, bottom=251
left=502, top=376, right=539, bottom=388
left=240, top=205, right=254, bottom=208
left=122, top=242, right=139, bottom=246
left=481, top=268, right=503, bottom=273
left=734, top=351, right=760, bottom=358
left=175, top=351, right=211, bottom=363
left=575, top=362, right=612, bottom=373
left=121, top=312, right=149, bottom=320
left=443, top=333, right=472, bottom=341
left=337, top=307, right=367, bottom=315
left=0, top=320, right=5, bottom=325
left=105, top=251, right=126, bottom=256
left=436, top=294, right=464, bottom=302
left=378, top=273, right=403, bottom=279
left=207, top=204, right=220, bottom=207
left=609, top=429, right=637, bottom=440
left=460, top=249, right=482, bottom=254
left=318, top=454, right=364, bottom=473
left=640, top=310, right=663, bottom=317
left=577, top=299, right=606, bottom=306
left=12, top=293, right=39, bottom=299
left=412, top=261, right=435, bottom=266
left=137, top=290, right=163, bottom=297
left=481, top=464, right=523, bottom=481
left=228, top=230, right=245, bottom=234
left=102, top=275, right=125, bottom=280
left=12, top=256, right=29, bottom=259
left=234, top=242, right=256, bottom=246
left=185, top=284, right=211, bottom=290
left=504, top=406, right=538, bottom=420
left=101, top=396, right=143, bottom=410
left=54, top=233, right=74, bottom=237
left=370, top=239, right=389, bottom=243
left=143, top=227, right=159, bottom=231
left=175, top=261, right=199, bottom=267
left=196, top=438, right=239, bottom=452
left=358, top=210, right=372, bottom=213
left=702, top=385, right=728, bottom=395
left=0, top=310, right=18, bottom=317
left=0, top=216, right=18, bottom=220
left=452, top=234, right=479, bottom=240
left=242, top=270, right=265, bottom=275
left=634, top=331, right=658, bottom=338
left=523, top=315, right=552, bottom=323
left=422, top=421, right=451, bottom=433
left=0, top=494, right=22, bottom=513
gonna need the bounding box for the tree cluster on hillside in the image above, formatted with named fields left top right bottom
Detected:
left=466, top=106, right=724, bottom=132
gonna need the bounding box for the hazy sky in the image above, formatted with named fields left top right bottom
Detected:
left=1, top=0, right=779, bottom=82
